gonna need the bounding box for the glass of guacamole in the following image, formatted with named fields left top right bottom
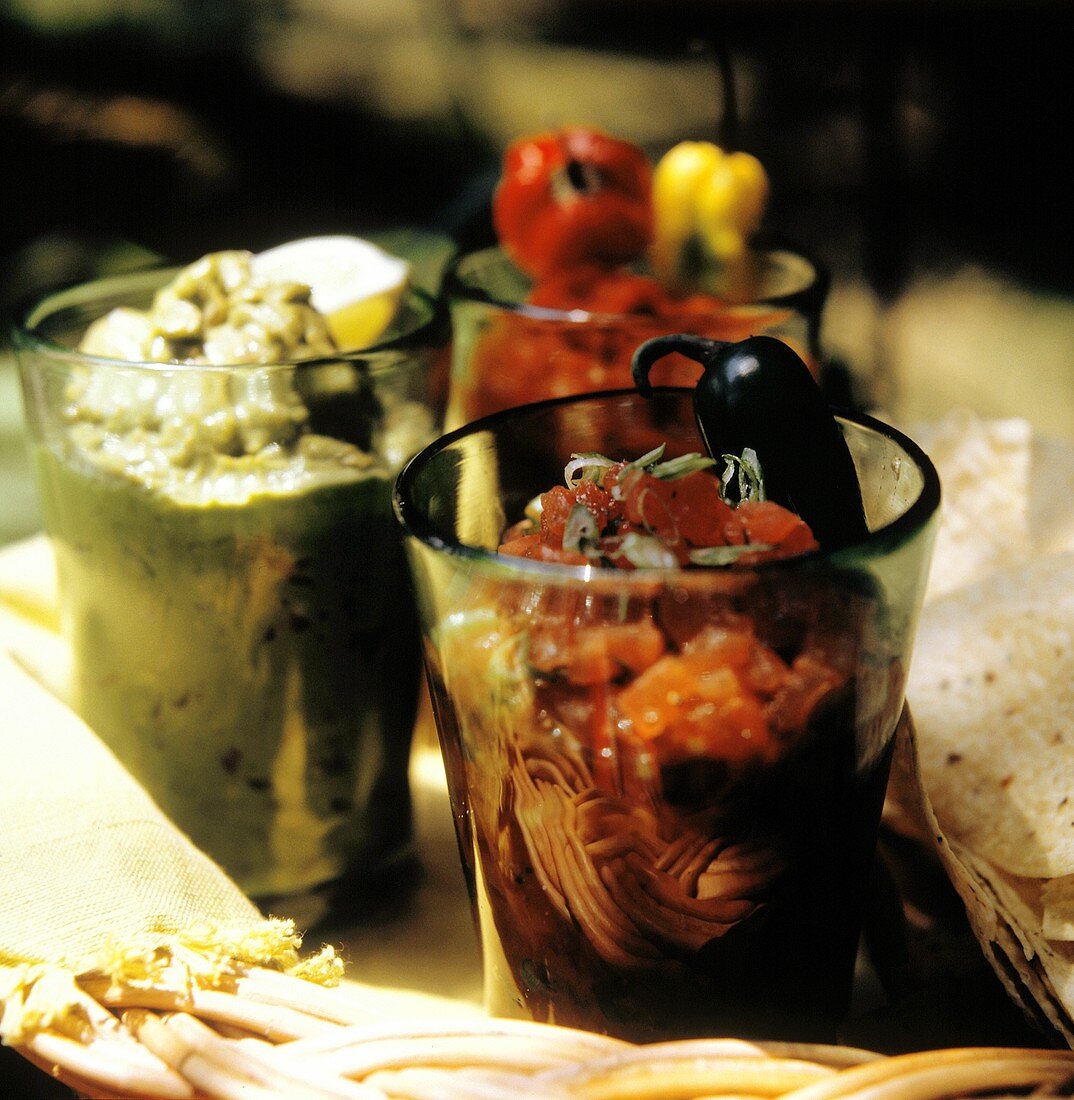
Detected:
left=14, top=257, right=447, bottom=924
left=395, top=389, right=938, bottom=1042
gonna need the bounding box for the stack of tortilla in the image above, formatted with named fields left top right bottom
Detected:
left=901, top=409, right=1074, bottom=1043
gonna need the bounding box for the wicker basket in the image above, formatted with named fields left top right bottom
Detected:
left=10, top=964, right=1074, bottom=1100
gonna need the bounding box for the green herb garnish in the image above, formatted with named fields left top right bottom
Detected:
left=720, top=447, right=766, bottom=504
left=649, top=452, right=717, bottom=481
left=563, top=452, right=616, bottom=488
left=626, top=444, right=667, bottom=471
left=689, top=543, right=774, bottom=566
left=562, top=502, right=601, bottom=556
left=523, top=494, right=543, bottom=527
left=616, top=532, right=679, bottom=569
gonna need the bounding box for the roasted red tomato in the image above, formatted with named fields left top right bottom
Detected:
left=493, top=127, right=653, bottom=278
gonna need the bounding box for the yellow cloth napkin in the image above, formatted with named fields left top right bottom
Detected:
left=0, top=646, right=262, bottom=967
left=0, top=536, right=345, bottom=1042
left=0, top=535, right=481, bottom=1055
left=0, top=535, right=68, bottom=702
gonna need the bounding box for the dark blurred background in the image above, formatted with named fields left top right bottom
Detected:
left=2, top=0, right=1070, bottom=286
left=1, top=0, right=1073, bottom=542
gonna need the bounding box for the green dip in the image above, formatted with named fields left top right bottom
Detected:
left=26, top=256, right=435, bottom=908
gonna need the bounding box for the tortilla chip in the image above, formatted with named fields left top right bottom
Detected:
left=1032, top=437, right=1074, bottom=557
left=909, top=551, right=1074, bottom=878
left=913, top=409, right=1032, bottom=602
left=906, top=715, right=1074, bottom=1043
left=1042, top=877, right=1074, bottom=941
left=902, top=429, right=1074, bottom=1038
left=954, top=842, right=1074, bottom=1044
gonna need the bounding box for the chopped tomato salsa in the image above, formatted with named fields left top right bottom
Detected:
left=431, top=435, right=882, bottom=1045
left=488, top=446, right=832, bottom=773
left=499, top=444, right=818, bottom=570
left=463, top=281, right=788, bottom=421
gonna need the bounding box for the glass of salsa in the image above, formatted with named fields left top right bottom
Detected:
left=394, top=388, right=939, bottom=1042
left=14, top=266, right=447, bottom=926
left=444, top=245, right=828, bottom=426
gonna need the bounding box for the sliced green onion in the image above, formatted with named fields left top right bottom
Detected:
left=524, top=494, right=544, bottom=526
left=649, top=452, right=717, bottom=481
left=625, top=444, right=666, bottom=471
left=689, top=542, right=773, bottom=566
left=564, top=452, right=616, bottom=488
left=563, top=502, right=601, bottom=555
left=615, top=532, right=678, bottom=569
left=720, top=447, right=766, bottom=504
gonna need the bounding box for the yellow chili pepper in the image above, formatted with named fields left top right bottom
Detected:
left=650, top=140, right=769, bottom=278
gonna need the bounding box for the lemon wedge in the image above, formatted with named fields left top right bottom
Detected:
left=252, top=235, right=410, bottom=351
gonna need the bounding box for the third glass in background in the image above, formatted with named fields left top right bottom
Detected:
left=445, top=244, right=828, bottom=426
left=395, top=390, right=939, bottom=1043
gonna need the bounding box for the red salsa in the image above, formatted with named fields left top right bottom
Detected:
left=499, top=444, right=818, bottom=569
left=424, top=443, right=896, bottom=1042
left=463, top=284, right=787, bottom=420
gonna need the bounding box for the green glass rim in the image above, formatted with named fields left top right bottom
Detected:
left=12, top=265, right=445, bottom=374
left=393, top=386, right=941, bottom=581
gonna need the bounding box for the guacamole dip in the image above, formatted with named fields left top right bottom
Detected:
left=29, top=255, right=435, bottom=908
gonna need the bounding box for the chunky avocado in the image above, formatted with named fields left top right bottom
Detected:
left=35, top=255, right=433, bottom=903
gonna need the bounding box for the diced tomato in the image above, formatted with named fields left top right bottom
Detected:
left=617, top=653, right=708, bottom=739
left=601, top=620, right=667, bottom=676
left=539, top=486, right=576, bottom=547
left=737, top=500, right=819, bottom=558
left=600, top=462, right=628, bottom=499
left=742, top=639, right=790, bottom=697
left=529, top=619, right=667, bottom=685
left=585, top=271, right=667, bottom=314
left=669, top=474, right=736, bottom=547
left=767, top=653, right=845, bottom=734
left=500, top=519, right=532, bottom=544
left=529, top=480, right=619, bottom=559
left=720, top=511, right=748, bottom=546
left=681, top=625, right=754, bottom=668
left=621, top=472, right=678, bottom=543
left=620, top=469, right=735, bottom=553
left=618, top=628, right=753, bottom=737
left=663, top=692, right=774, bottom=764
left=548, top=546, right=592, bottom=566
left=498, top=532, right=543, bottom=560
left=573, top=478, right=618, bottom=529
left=526, top=264, right=619, bottom=310
left=616, top=624, right=782, bottom=764
left=499, top=532, right=589, bottom=566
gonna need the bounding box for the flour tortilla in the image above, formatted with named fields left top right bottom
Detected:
left=909, top=551, right=1074, bottom=879
left=906, top=715, right=1074, bottom=1044
left=944, top=834, right=1074, bottom=1045
left=901, top=426, right=1074, bottom=1039
left=1032, top=436, right=1074, bottom=557
left=912, top=409, right=1032, bottom=602
left=1042, top=876, right=1074, bottom=941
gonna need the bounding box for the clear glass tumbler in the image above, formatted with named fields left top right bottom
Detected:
left=395, top=389, right=938, bottom=1042
left=445, top=245, right=828, bottom=426
left=14, top=268, right=447, bottom=924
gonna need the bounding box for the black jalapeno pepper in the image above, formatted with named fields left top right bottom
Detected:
left=631, top=333, right=869, bottom=550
